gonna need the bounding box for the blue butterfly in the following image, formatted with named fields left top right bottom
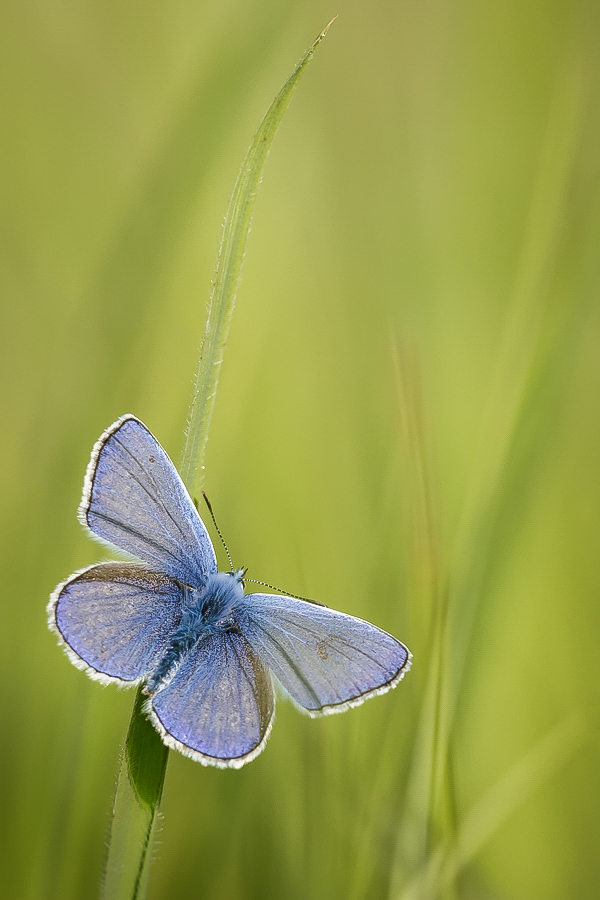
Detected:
left=48, top=416, right=411, bottom=768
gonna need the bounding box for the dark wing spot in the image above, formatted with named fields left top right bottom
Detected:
left=316, top=636, right=334, bottom=661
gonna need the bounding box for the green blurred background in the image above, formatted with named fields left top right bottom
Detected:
left=1, top=1, right=599, bottom=898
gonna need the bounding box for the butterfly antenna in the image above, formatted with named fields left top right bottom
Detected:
left=201, top=491, right=234, bottom=573
left=244, top=578, right=327, bottom=607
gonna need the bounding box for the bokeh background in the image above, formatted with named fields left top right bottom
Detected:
left=1, top=1, right=599, bottom=898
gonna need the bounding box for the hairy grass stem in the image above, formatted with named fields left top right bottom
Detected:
left=99, top=20, right=336, bottom=900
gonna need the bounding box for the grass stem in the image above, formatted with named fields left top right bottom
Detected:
left=99, top=20, right=336, bottom=900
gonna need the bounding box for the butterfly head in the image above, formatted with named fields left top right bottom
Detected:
left=228, top=567, right=247, bottom=588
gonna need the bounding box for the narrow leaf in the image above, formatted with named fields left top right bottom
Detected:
left=100, top=20, right=335, bottom=900
left=180, top=17, right=337, bottom=497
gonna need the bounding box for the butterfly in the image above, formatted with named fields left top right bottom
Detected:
left=48, top=415, right=411, bottom=768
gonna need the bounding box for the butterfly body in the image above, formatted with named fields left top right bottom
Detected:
left=145, top=571, right=244, bottom=695
left=49, top=415, right=411, bottom=768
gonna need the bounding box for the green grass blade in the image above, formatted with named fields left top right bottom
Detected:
left=100, top=689, right=168, bottom=900
left=99, top=21, right=335, bottom=900
left=180, top=17, right=337, bottom=497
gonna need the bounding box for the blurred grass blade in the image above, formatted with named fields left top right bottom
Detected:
left=444, top=51, right=585, bottom=730
left=100, top=20, right=336, bottom=900
left=396, top=712, right=585, bottom=900
left=180, top=17, right=337, bottom=497
left=390, top=55, right=585, bottom=898
left=421, top=52, right=584, bottom=879
left=388, top=340, right=445, bottom=896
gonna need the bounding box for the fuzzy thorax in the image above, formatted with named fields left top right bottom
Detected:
left=144, top=570, right=245, bottom=695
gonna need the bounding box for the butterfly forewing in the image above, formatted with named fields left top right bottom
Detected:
left=49, top=562, right=184, bottom=684
left=147, top=631, right=275, bottom=768
left=81, top=415, right=217, bottom=587
left=236, top=594, right=411, bottom=714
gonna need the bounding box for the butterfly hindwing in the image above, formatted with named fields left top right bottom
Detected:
left=235, top=594, right=411, bottom=715
left=147, top=630, right=275, bottom=768
left=49, top=562, right=183, bottom=684
left=80, top=415, right=217, bottom=587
